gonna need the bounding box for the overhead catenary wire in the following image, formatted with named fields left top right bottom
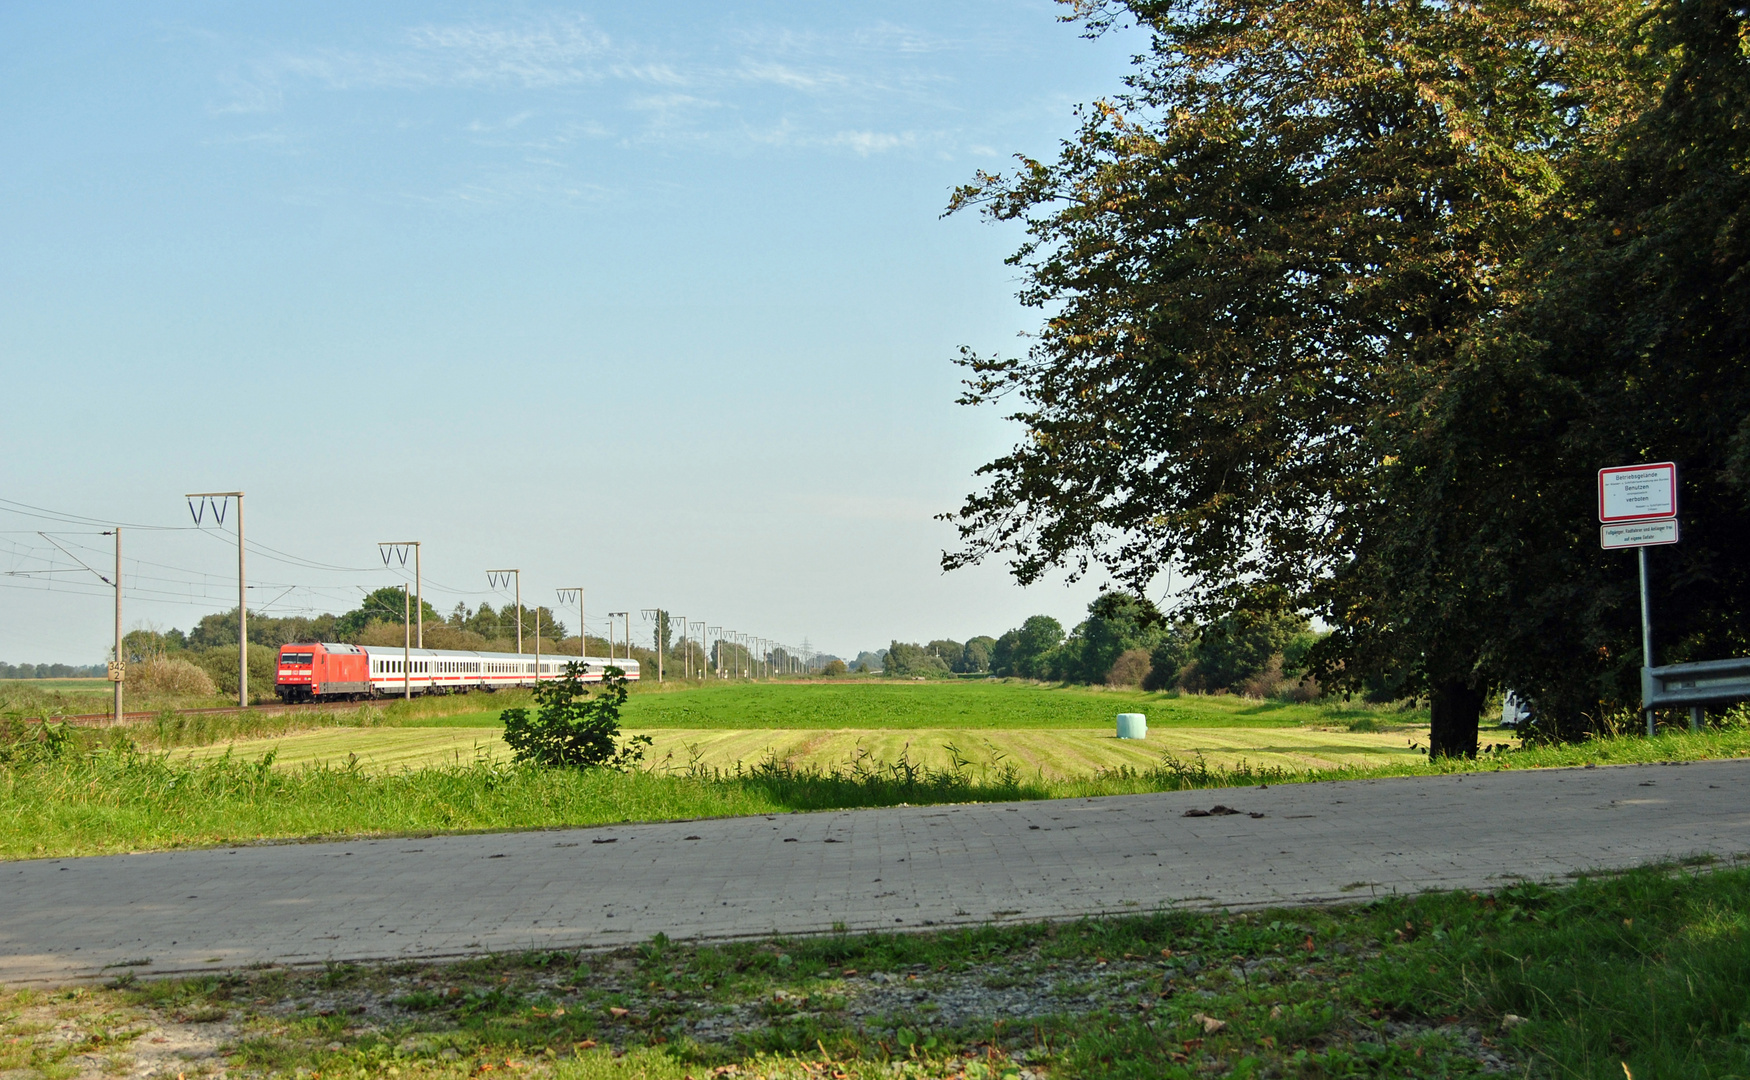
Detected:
left=8, top=496, right=816, bottom=663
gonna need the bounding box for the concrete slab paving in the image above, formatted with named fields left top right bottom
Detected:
left=2, top=760, right=1746, bottom=985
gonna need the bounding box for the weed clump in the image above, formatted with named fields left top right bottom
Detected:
left=500, top=664, right=652, bottom=770
left=130, top=657, right=217, bottom=698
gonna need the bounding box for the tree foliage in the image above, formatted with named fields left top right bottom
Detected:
left=1056, top=592, right=1166, bottom=682
left=959, top=636, right=999, bottom=673
left=945, top=0, right=1650, bottom=601
left=1308, top=0, right=1750, bottom=743
left=885, top=641, right=954, bottom=677
left=940, top=0, right=1750, bottom=750
left=500, top=664, right=652, bottom=770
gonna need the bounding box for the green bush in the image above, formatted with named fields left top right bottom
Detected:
left=192, top=644, right=278, bottom=701
left=500, top=664, right=651, bottom=770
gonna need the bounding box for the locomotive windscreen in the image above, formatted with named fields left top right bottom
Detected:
left=281, top=652, right=313, bottom=665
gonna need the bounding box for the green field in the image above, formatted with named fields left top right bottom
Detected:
left=177, top=681, right=1429, bottom=778
left=416, top=679, right=1412, bottom=730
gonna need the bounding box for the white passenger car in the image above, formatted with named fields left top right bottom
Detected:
left=358, top=646, right=638, bottom=696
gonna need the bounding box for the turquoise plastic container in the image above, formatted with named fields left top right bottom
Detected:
left=1116, top=713, right=1147, bottom=740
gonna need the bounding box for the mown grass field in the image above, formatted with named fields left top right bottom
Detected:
left=5, top=865, right=1745, bottom=1079
left=181, top=723, right=1428, bottom=778
left=167, top=681, right=1434, bottom=779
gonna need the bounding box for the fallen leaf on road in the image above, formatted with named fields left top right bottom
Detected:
left=592, top=839, right=616, bottom=845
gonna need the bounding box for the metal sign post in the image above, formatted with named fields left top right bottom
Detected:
left=379, top=542, right=422, bottom=647
left=558, top=588, right=586, bottom=671
left=186, top=492, right=247, bottom=706
left=487, top=570, right=522, bottom=654
left=402, top=584, right=411, bottom=701
left=1598, top=463, right=1678, bottom=736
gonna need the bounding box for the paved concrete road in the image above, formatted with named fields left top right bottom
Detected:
left=3, top=761, right=1746, bottom=985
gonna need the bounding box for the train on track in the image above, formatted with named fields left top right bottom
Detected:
left=274, top=642, right=640, bottom=703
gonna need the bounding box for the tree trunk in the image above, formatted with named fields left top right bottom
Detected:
left=1429, top=680, right=1484, bottom=759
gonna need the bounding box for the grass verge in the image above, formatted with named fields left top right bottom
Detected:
left=1, top=720, right=1746, bottom=860
left=5, top=865, right=1746, bottom=1079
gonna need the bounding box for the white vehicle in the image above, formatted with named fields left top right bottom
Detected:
left=1500, top=690, right=1533, bottom=728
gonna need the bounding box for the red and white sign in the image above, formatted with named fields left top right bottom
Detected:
left=1598, top=462, right=1677, bottom=523
left=1601, top=519, right=1680, bottom=550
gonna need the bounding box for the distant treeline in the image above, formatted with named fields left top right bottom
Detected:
left=0, top=663, right=107, bottom=680
left=885, top=593, right=1327, bottom=699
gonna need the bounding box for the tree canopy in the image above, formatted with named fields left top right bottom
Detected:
left=944, top=0, right=1749, bottom=750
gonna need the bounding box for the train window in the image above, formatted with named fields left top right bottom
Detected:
left=281, top=652, right=313, bottom=665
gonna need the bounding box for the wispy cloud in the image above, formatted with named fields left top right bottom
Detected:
left=403, top=17, right=611, bottom=88
left=403, top=165, right=615, bottom=210
left=830, top=130, right=916, bottom=156
left=737, top=60, right=848, bottom=92
left=202, top=9, right=998, bottom=202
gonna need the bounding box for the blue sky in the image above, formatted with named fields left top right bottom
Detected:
left=0, top=2, right=1141, bottom=663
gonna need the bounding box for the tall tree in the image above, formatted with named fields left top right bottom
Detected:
left=943, top=0, right=1657, bottom=752
left=1313, top=0, right=1750, bottom=744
